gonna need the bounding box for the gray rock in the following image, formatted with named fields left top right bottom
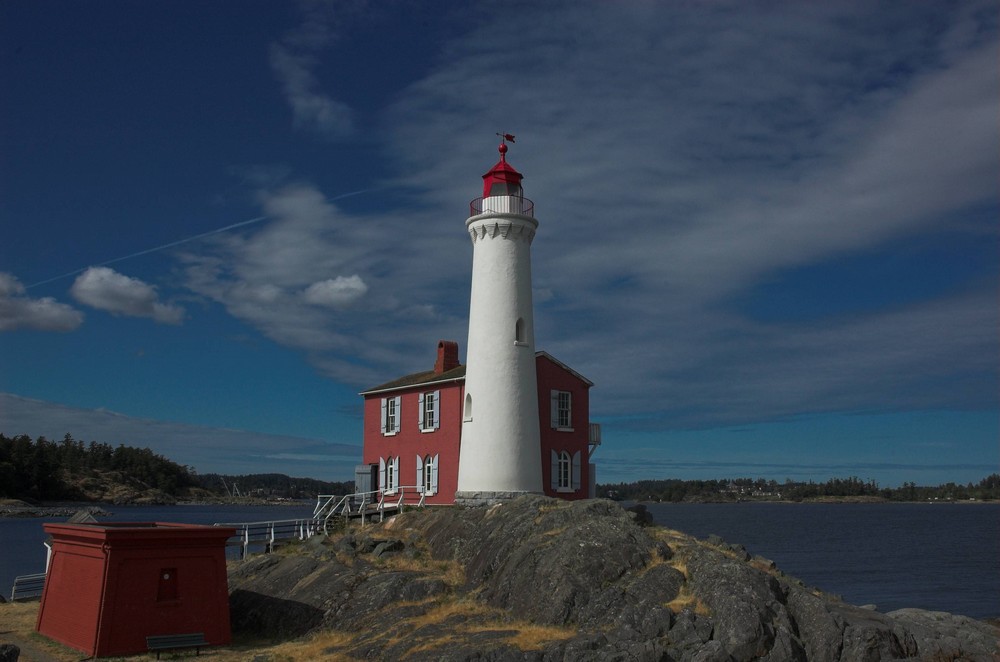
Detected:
left=686, top=544, right=791, bottom=661
left=371, top=539, right=404, bottom=557
left=783, top=585, right=846, bottom=662
left=0, top=644, right=19, bottom=662
left=838, top=606, right=917, bottom=661
left=889, top=608, right=1000, bottom=661
left=223, top=495, right=1000, bottom=661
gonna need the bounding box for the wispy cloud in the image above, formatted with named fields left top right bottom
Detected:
left=71, top=267, right=185, bottom=325
left=0, top=272, right=83, bottom=332
left=176, top=2, right=998, bottom=427
left=269, top=0, right=358, bottom=140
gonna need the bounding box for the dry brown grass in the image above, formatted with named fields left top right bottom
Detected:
left=465, top=620, right=577, bottom=651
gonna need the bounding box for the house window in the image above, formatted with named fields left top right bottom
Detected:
left=380, top=456, right=399, bottom=493
left=417, top=454, right=439, bottom=495
left=419, top=390, right=440, bottom=432
left=550, top=390, right=572, bottom=430
left=557, top=451, right=571, bottom=490
left=550, top=450, right=582, bottom=493
left=381, top=396, right=401, bottom=436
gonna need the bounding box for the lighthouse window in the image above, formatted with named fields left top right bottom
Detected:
left=464, top=393, right=473, bottom=421
left=515, top=318, right=526, bottom=345
left=488, top=181, right=522, bottom=197
left=550, top=390, right=572, bottom=430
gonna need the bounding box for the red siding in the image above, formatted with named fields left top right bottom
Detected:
left=37, top=523, right=234, bottom=658
left=360, top=354, right=593, bottom=503
left=362, top=381, right=464, bottom=505
left=537, top=355, right=592, bottom=500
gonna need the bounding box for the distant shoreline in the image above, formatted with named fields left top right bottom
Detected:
left=631, top=496, right=995, bottom=505
left=0, top=497, right=312, bottom=518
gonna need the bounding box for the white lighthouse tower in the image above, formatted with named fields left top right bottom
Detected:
left=455, top=137, right=543, bottom=505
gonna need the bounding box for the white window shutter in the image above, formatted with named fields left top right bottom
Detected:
left=418, top=392, right=425, bottom=428
left=379, top=457, right=386, bottom=491
left=380, top=398, right=387, bottom=435
left=430, top=454, right=439, bottom=493
left=433, top=390, right=441, bottom=430
left=550, top=391, right=559, bottom=428
left=550, top=450, right=559, bottom=489
left=393, top=456, right=400, bottom=488
left=572, top=451, right=582, bottom=490
left=393, top=396, right=402, bottom=433
left=566, top=393, right=573, bottom=428
left=416, top=455, right=424, bottom=493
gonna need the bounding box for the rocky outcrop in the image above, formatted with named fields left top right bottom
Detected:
left=227, top=496, right=1000, bottom=661
left=0, top=643, right=19, bottom=662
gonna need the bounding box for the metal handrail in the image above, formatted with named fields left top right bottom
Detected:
left=314, top=486, right=428, bottom=527
left=214, top=518, right=319, bottom=559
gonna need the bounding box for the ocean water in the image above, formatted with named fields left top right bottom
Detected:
left=3, top=501, right=997, bottom=619
left=641, top=501, right=999, bottom=620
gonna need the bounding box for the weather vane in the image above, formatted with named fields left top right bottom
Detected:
left=496, top=132, right=516, bottom=144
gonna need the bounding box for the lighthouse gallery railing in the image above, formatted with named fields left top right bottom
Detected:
left=469, top=196, right=534, bottom=217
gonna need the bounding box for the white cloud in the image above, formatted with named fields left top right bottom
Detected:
left=268, top=1, right=356, bottom=140
left=71, top=267, right=185, bottom=325
left=270, top=44, right=354, bottom=140
left=303, top=275, right=368, bottom=307
left=180, top=2, right=997, bottom=425
left=0, top=272, right=84, bottom=332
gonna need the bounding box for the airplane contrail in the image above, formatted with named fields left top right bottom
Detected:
left=25, top=188, right=374, bottom=289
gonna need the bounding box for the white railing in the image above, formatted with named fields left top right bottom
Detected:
left=469, top=195, right=534, bottom=217
left=314, top=486, right=426, bottom=529
left=214, top=518, right=320, bottom=559
left=10, top=572, right=46, bottom=601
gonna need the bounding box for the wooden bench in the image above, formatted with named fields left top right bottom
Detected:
left=10, top=572, right=46, bottom=601
left=146, top=633, right=208, bottom=659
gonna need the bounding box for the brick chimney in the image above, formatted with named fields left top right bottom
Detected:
left=434, top=340, right=460, bottom=374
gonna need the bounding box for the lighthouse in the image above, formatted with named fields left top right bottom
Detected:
left=455, top=138, right=543, bottom=504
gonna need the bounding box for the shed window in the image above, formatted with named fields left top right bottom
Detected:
left=157, top=568, right=178, bottom=602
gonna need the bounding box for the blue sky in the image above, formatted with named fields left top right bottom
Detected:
left=1, top=1, right=996, bottom=487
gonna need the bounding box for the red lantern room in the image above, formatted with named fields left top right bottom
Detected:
left=481, top=136, right=524, bottom=198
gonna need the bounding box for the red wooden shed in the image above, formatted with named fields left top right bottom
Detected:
left=36, top=522, right=235, bottom=658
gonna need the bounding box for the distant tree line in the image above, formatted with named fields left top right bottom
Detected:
left=199, top=473, right=351, bottom=499
left=0, top=433, right=351, bottom=502
left=0, top=432, right=196, bottom=500
left=598, top=474, right=1000, bottom=503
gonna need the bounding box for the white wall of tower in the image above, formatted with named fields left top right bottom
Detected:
left=456, top=198, right=543, bottom=495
